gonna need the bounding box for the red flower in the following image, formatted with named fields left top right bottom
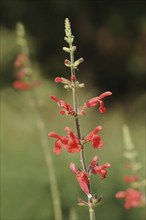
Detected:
left=124, top=175, right=139, bottom=183
left=54, top=77, right=71, bottom=85
left=116, top=188, right=144, bottom=209
left=64, top=127, right=82, bottom=153
left=48, top=127, right=81, bottom=154
left=48, top=132, right=68, bottom=154
left=14, top=53, right=27, bottom=68
left=70, top=163, right=91, bottom=197
left=83, top=91, right=112, bottom=113
left=50, top=95, right=75, bottom=115
left=13, top=80, right=31, bottom=90
left=88, top=156, right=111, bottom=179
left=85, top=126, right=103, bottom=148
left=71, top=74, right=76, bottom=81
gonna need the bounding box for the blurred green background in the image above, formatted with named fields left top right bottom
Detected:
left=0, top=0, right=145, bottom=220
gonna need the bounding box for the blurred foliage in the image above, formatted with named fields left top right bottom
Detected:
left=1, top=0, right=146, bottom=98
left=1, top=76, right=145, bottom=219
left=0, top=1, right=146, bottom=220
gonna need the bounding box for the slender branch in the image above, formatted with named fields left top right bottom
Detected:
left=16, top=22, right=63, bottom=220
left=66, top=20, right=96, bottom=220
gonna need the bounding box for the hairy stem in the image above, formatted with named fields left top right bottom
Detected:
left=68, top=38, right=95, bottom=220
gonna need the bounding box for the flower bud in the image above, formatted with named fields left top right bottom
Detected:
left=71, top=46, right=76, bottom=52
left=63, top=47, right=70, bottom=53
left=64, top=85, right=70, bottom=89
left=76, top=83, right=85, bottom=88
left=64, top=37, right=69, bottom=43
left=73, top=58, right=84, bottom=68
left=64, top=59, right=71, bottom=67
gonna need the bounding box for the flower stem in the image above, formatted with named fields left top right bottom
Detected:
left=68, top=30, right=95, bottom=220
left=16, top=22, right=63, bottom=220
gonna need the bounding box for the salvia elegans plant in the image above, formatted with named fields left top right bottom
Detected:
left=48, top=18, right=112, bottom=220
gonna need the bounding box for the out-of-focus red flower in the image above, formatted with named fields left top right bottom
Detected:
left=13, top=80, right=31, bottom=90
left=14, top=53, right=27, bottom=68
left=124, top=163, right=132, bottom=169
left=115, top=188, right=144, bottom=209
left=48, top=127, right=81, bottom=154
left=16, top=70, right=27, bottom=79
left=70, top=163, right=91, bottom=197
left=83, top=91, right=112, bottom=113
left=124, top=175, right=139, bottom=183
left=85, top=126, right=103, bottom=149
left=88, top=155, right=111, bottom=179
left=50, top=95, right=75, bottom=115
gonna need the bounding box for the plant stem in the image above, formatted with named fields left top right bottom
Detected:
left=16, top=23, right=63, bottom=220
left=69, top=42, right=96, bottom=220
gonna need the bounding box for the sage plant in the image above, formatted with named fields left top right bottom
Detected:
left=13, top=22, right=63, bottom=220
left=48, top=18, right=112, bottom=220
left=115, top=125, right=146, bottom=209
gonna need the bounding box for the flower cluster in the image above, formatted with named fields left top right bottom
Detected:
left=115, top=125, right=146, bottom=209
left=48, top=18, right=112, bottom=215
left=70, top=156, right=111, bottom=197
left=48, top=127, right=81, bottom=154
left=116, top=188, right=144, bottom=209
left=13, top=53, right=32, bottom=90
left=13, top=25, right=40, bottom=91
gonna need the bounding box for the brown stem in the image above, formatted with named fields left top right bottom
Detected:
left=69, top=42, right=95, bottom=220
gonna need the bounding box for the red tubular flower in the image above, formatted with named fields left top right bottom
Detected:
left=48, top=127, right=81, bottom=154
left=85, top=126, right=103, bottom=149
left=88, top=155, right=111, bottom=179
left=116, top=188, right=144, bottom=209
left=83, top=91, right=112, bottom=113
left=50, top=95, right=75, bottom=115
left=48, top=132, right=68, bottom=154
left=13, top=80, right=31, bottom=90
left=64, top=127, right=82, bottom=153
left=70, top=163, right=90, bottom=196
left=92, top=163, right=111, bottom=179
left=54, top=77, right=71, bottom=85
left=124, top=175, right=139, bottom=183
left=55, top=77, right=63, bottom=83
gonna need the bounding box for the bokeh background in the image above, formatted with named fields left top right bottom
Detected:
left=1, top=0, right=145, bottom=220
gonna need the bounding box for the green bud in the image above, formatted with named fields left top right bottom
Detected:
left=64, top=59, right=71, bottom=67
left=16, top=22, right=25, bottom=37
left=64, top=37, right=69, bottom=43
left=63, top=47, right=70, bottom=53
left=71, top=46, right=76, bottom=52
left=71, top=35, right=74, bottom=43
left=64, top=85, right=70, bottom=89
left=65, top=18, right=72, bottom=37
left=77, top=83, right=85, bottom=88
left=73, top=58, right=84, bottom=68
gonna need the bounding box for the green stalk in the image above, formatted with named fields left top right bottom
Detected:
left=65, top=19, right=96, bottom=220
left=16, top=22, right=63, bottom=220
